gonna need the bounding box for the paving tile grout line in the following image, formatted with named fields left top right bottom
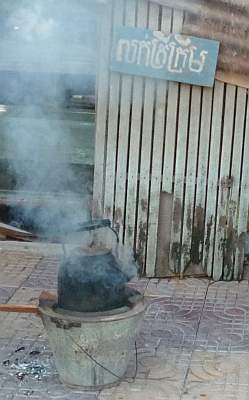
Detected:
left=179, top=279, right=213, bottom=399
left=19, top=256, right=45, bottom=290
left=6, top=256, right=45, bottom=304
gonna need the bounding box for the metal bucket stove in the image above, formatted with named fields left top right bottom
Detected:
left=40, top=290, right=145, bottom=389
left=0, top=219, right=146, bottom=390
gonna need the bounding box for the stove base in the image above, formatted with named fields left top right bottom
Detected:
left=39, top=293, right=146, bottom=389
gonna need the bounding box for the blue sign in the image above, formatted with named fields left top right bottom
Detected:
left=111, top=27, right=220, bottom=87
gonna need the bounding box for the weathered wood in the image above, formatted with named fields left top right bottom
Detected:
left=114, top=0, right=136, bottom=241
left=0, top=222, right=34, bottom=241
left=156, top=192, right=174, bottom=275
left=181, top=86, right=201, bottom=275
left=125, top=0, right=148, bottom=249
left=230, top=87, right=247, bottom=280
left=193, top=87, right=213, bottom=267
left=104, top=0, right=124, bottom=221
left=0, top=304, right=40, bottom=315
left=93, top=2, right=113, bottom=217
left=146, top=6, right=171, bottom=276
left=162, top=4, right=184, bottom=277
left=234, top=93, right=249, bottom=279
left=94, top=0, right=248, bottom=280
left=169, top=83, right=191, bottom=274
left=162, top=9, right=183, bottom=195
left=213, top=84, right=236, bottom=281
left=136, top=2, right=160, bottom=274
left=203, top=81, right=225, bottom=278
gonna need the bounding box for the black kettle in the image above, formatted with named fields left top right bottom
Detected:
left=57, top=219, right=137, bottom=312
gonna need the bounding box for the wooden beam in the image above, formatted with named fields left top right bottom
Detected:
left=0, top=222, right=34, bottom=241
left=0, top=304, right=41, bottom=316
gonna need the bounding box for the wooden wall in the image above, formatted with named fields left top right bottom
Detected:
left=93, top=0, right=249, bottom=280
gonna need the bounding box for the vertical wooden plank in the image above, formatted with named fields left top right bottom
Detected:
left=192, top=87, right=213, bottom=267
left=169, top=83, right=191, bottom=273
left=104, top=0, right=124, bottom=220
left=114, top=0, right=136, bottom=240
left=136, top=2, right=160, bottom=273
left=162, top=9, right=184, bottom=194
left=146, top=6, right=172, bottom=276
left=156, top=192, right=174, bottom=275
left=125, top=0, right=148, bottom=249
left=93, top=2, right=113, bottom=217
left=235, top=93, right=249, bottom=280
left=180, top=86, right=201, bottom=275
left=230, top=88, right=247, bottom=280
left=213, top=84, right=236, bottom=281
left=160, top=9, right=183, bottom=276
left=203, top=81, right=225, bottom=278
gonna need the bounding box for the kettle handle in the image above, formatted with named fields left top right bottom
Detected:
left=76, top=219, right=119, bottom=243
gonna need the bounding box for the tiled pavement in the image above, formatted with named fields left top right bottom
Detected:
left=1, top=249, right=249, bottom=398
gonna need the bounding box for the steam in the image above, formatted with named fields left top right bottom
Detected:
left=1, top=1, right=97, bottom=236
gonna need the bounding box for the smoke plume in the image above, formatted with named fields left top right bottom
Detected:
left=1, top=0, right=98, bottom=236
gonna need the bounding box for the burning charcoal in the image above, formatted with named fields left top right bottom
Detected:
left=15, top=346, right=25, bottom=353
left=2, top=359, right=10, bottom=366
left=29, top=350, right=40, bottom=356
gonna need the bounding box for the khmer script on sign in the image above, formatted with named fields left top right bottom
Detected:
left=111, top=27, right=220, bottom=87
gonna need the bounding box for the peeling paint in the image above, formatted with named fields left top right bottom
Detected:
left=114, top=208, right=122, bottom=222
left=204, top=216, right=213, bottom=272
left=105, top=206, right=112, bottom=218
left=114, top=208, right=122, bottom=234
left=182, top=243, right=191, bottom=274
left=137, top=222, right=147, bottom=274
left=141, top=199, right=148, bottom=212
left=237, top=232, right=246, bottom=280
left=173, top=198, right=182, bottom=234
left=223, top=223, right=236, bottom=281
left=127, top=225, right=133, bottom=238
left=191, top=206, right=205, bottom=265
left=186, top=205, right=192, bottom=232
left=219, top=216, right=227, bottom=228
left=171, top=242, right=181, bottom=272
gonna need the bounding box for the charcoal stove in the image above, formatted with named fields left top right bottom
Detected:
left=39, top=289, right=145, bottom=389
left=0, top=219, right=146, bottom=389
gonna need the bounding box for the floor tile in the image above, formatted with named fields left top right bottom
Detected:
left=0, top=251, right=42, bottom=287
left=183, top=350, right=249, bottom=400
